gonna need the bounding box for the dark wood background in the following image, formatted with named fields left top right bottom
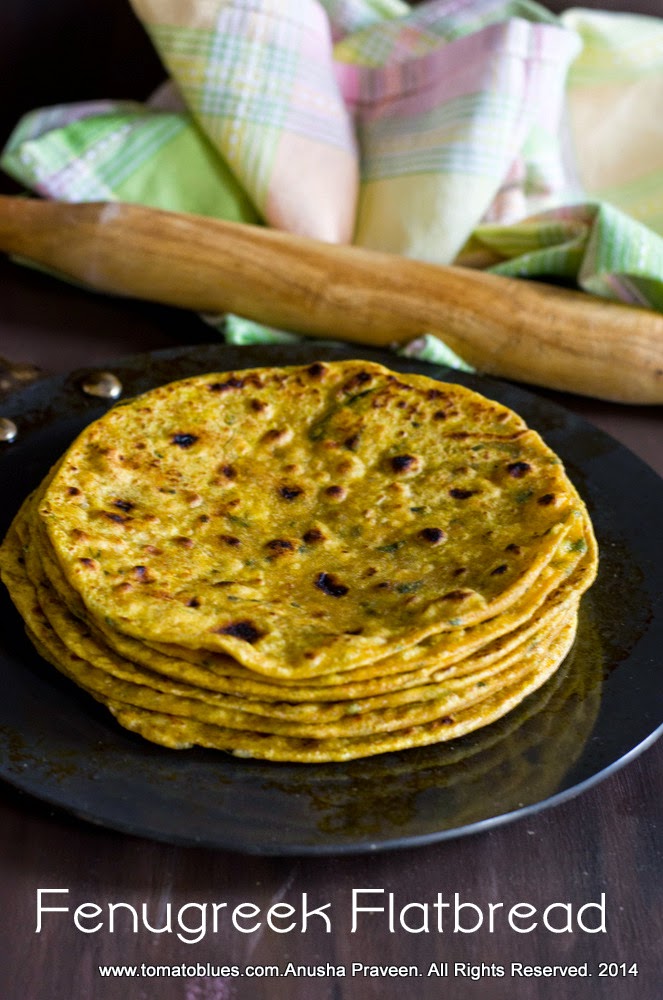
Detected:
left=1, top=3, right=662, bottom=999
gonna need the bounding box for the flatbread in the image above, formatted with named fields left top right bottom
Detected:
left=36, top=361, right=593, bottom=676
left=0, top=360, right=598, bottom=763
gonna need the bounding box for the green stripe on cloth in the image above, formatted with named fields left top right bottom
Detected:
left=1, top=105, right=260, bottom=222
left=471, top=202, right=663, bottom=312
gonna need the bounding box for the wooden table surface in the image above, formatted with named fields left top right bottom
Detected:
left=0, top=3, right=662, bottom=999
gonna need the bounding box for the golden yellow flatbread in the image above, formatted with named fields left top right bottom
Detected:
left=13, top=518, right=577, bottom=732
left=36, top=361, right=591, bottom=676
left=0, top=360, right=598, bottom=763
left=24, top=484, right=593, bottom=699
left=106, top=619, right=579, bottom=762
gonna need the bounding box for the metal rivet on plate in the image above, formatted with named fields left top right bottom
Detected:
left=81, top=371, right=123, bottom=400
left=0, top=418, right=18, bottom=443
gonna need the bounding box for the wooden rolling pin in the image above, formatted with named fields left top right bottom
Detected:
left=1, top=195, right=662, bottom=403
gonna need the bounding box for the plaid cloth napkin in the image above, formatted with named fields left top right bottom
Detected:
left=4, top=0, right=663, bottom=363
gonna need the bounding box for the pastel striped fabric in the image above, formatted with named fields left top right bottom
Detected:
left=339, top=9, right=580, bottom=261
left=3, top=0, right=663, bottom=365
left=1, top=97, right=259, bottom=222
left=131, top=0, right=359, bottom=242
left=467, top=7, right=663, bottom=311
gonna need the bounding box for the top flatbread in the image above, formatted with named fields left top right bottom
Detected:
left=36, top=361, right=594, bottom=677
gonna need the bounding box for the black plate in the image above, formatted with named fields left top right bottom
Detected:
left=1, top=342, right=661, bottom=855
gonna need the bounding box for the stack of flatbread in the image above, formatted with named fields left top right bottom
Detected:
left=0, top=360, right=598, bottom=762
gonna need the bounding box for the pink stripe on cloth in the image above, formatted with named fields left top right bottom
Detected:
left=337, top=19, right=579, bottom=119
left=335, top=11, right=580, bottom=261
